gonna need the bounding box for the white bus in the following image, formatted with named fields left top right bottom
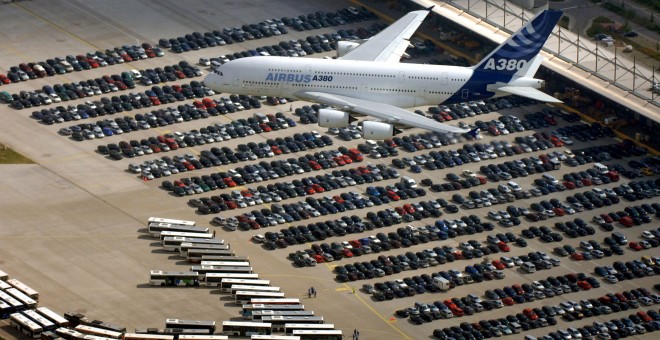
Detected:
left=163, top=237, right=226, bottom=252
left=178, top=336, right=229, bottom=340
left=251, top=336, right=299, bottom=340
left=0, top=268, right=8, bottom=281
left=201, top=255, right=247, bottom=262
left=261, top=316, right=324, bottom=333
left=0, top=290, right=25, bottom=312
left=205, top=273, right=260, bottom=287
left=292, top=330, right=343, bottom=340
left=5, top=287, right=37, bottom=308
left=149, top=271, right=200, bottom=287
left=159, top=231, right=213, bottom=243
left=179, top=243, right=233, bottom=257
left=0, top=279, right=11, bottom=290
left=253, top=311, right=315, bottom=322
left=123, top=334, right=174, bottom=340
left=36, top=307, right=69, bottom=327
left=250, top=298, right=300, bottom=306
left=22, top=309, right=56, bottom=331
left=200, top=261, right=251, bottom=267
left=221, top=321, right=271, bottom=337
left=284, top=324, right=334, bottom=335
left=220, top=278, right=270, bottom=292
left=55, top=327, right=86, bottom=339
left=192, top=266, right=253, bottom=280
left=235, top=291, right=286, bottom=305
left=187, top=250, right=237, bottom=263
left=231, top=286, right=281, bottom=298
left=10, top=312, right=43, bottom=338
left=75, top=324, right=123, bottom=339
left=0, top=300, right=12, bottom=319
left=7, top=278, right=39, bottom=300
left=164, top=319, right=216, bottom=334
left=148, top=217, right=196, bottom=226
left=241, top=304, right=305, bottom=320
left=148, top=223, right=209, bottom=238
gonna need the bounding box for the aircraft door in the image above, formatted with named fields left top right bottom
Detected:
left=441, top=73, right=448, bottom=85
left=461, top=89, right=469, bottom=99
left=398, top=71, right=405, bottom=83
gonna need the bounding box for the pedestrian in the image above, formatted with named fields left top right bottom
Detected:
left=308, top=289, right=311, bottom=299
left=289, top=105, right=293, bottom=112
left=212, top=230, right=216, bottom=237
left=353, top=329, right=357, bottom=340
left=352, top=287, right=356, bottom=294
left=356, top=329, right=360, bottom=340
left=314, top=290, right=317, bottom=298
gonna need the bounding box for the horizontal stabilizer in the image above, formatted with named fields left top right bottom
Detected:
left=497, top=86, right=562, bottom=103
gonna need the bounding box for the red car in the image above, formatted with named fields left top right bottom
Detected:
left=600, top=214, right=614, bottom=223
left=271, top=146, right=282, bottom=155
left=403, top=204, right=415, bottom=214
left=571, top=252, right=584, bottom=261
left=312, top=184, right=325, bottom=193
left=451, top=307, right=464, bottom=317
left=502, top=297, right=515, bottom=306
left=620, top=216, right=634, bottom=227
left=523, top=308, right=538, bottom=320
left=492, top=260, right=505, bottom=270
left=443, top=300, right=457, bottom=309
left=553, top=208, right=566, bottom=216
left=193, top=100, right=205, bottom=109
left=637, top=311, right=652, bottom=322
left=577, top=281, right=592, bottom=290
left=308, top=160, right=321, bottom=170
left=563, top=181, right=576, bottom=189
left=386, top=191, right=400, bottom=201
left=581, top=178, right=592, bottom=186
left=497, top=242, right=510, bottom=252
left=341, top=155, right=353, bottom=164
left=333, top=195, right=345, bottom=203
left=629, top=242, right=642, bottom=251
left=0, top=74, right=10, bottom=84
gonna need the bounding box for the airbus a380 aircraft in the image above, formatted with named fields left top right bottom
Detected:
left=204, top=8, right=562, bottom=139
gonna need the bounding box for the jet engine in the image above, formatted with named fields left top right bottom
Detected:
left=336, top=41, right=360, bottom=57
left=318, top=109, right=353, bottom=128
left=361, top=121, right=400, bottom=140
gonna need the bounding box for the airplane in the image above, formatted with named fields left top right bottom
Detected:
left=204, top=8, right=563, bottom=139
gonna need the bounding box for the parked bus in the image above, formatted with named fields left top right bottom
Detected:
left=55, top=327, right=86, bottom=339
left=0, top=279, right=11, bottom=290
left=179, top=243, right=232, bottom=257
left=123, top=334, right=174, bottom=340
left=148, top=223, right=209, bottom=238
left=220, top=279, right=270, bottom=292
left=22, top=309, right=56, bottom=331
left=200, top=255, right=247, bottom=262
left=284, top=324, right=334, bottom=335
left=250, top=336, right=299, bottom=340
left=178, top=336, right=229, bottom=340
left=159, top=231, right=213, bottom=243
left=10, top=312, right=43, bottom=338
left=253, top=311, right=315, bottom=322
left=235, top=291, right=286, bottom=305
left=0, top=300, right=12, bottom=319
left=0, top=269, right=8, bottom=281
left=192, top=266, right=253, bottom=280
left=249, top=299, right=300, bottom=306
left=148, top=217, right=196, bottom=226
left=291, top=330, right=343, bottom=340
left=231, top=286, right=281, bottom=298
left=261, top=316, right=324, bottom=333
left=149, top=271, right=199, bottom=287
left=6, top=279, right=39, bottom=300
left=199, top=261, right=250, bottom=267
left=36, top=307, right=69, bottom=327
left=164, top=319, right=216, bottom=334
left=5, top=288, right=37, bottom=308
left=221, top=321, right=271, bottom=337
left=163, top=237, right=225, bottom=252
left=205, top=273, right=260, bottom=287
left=241, top=304, right=305, bottom=320
left=0, top=290, right=25, bottom=312
left=187, top=250, right=237, bottom=263
left=74, top=324, right=123, bottom=338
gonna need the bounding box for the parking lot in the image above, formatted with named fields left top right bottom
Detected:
left=0, top=0, right=659, bottom=339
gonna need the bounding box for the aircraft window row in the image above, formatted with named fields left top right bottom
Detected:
left=409, top=76, right=439, bottom=80
left=370, top=88, right=416, bottom=93
left=290, top=84, right=358, bottom=90
left=428, top=91, right=452, bottom=94
left=243, top=81, right=278, bottom=86
left=268, top=68, right=302, bottom=73
left=313, top=71, right=395, bottom=78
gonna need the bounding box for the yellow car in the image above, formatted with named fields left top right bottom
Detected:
left=641, top=167, right=654, bottom=176
left=642, top=255, right=654, bottom=266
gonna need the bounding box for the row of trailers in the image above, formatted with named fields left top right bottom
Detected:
left=0, top=269, right=41, bottom=318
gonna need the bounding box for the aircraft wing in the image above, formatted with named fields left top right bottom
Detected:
left=296, top=91, right=469, bottom=135
left=496, top=86, right=562, bottom=103
left=339, top=9, right=431, bottom=63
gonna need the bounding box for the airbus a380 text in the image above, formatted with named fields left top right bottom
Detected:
left=205, top=8, right=563, bottom=139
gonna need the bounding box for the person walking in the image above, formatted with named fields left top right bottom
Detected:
left=308, top=288, right=312, bottom=298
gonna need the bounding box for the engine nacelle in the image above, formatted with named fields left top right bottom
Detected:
left=318, top=109, right=352, bottom=128
left=337, top=41, right=361, bottom=57
left=361, top=121, right=399, bottom=140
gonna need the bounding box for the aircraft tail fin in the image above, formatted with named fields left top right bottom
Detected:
left=472, top=10, right=562, bottom=78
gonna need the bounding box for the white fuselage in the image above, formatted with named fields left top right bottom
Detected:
left=204, top=56, right=483, bottom=107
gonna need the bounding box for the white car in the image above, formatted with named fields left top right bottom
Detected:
left=642, top=231, right=655, bottom=239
